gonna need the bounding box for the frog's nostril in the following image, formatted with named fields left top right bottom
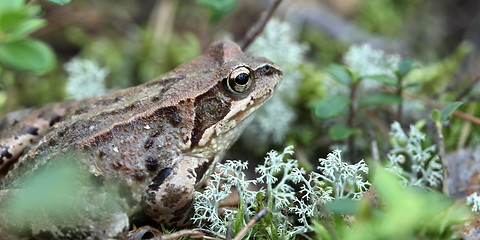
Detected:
left=261, top=65, right=272, bottom=74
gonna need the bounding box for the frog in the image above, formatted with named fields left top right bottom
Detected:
left=0, top=40, right=282, bottom=239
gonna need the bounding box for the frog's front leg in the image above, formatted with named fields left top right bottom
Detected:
left=143, top=156, right=201, bottom=227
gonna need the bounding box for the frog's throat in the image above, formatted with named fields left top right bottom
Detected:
left=195, top=90, right=271, bottom=149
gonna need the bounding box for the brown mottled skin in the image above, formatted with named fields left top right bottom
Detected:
left=0, top=40, right=282, bottom=239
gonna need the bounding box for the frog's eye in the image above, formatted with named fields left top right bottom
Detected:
left=226, top=67, right=252, bottom=93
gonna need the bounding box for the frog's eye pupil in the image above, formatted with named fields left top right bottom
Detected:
left=226, top=67, right=252, bottom=94
left=235, top=73, right=249, bottom=85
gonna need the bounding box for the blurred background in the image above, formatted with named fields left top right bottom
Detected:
left=1, top=0, right=479, bottom=170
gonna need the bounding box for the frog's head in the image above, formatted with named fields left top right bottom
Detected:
left=189, top=40, right=282, bottom=147
left=183, top=40, right=282, bottom=179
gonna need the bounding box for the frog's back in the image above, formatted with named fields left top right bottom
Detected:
left=0, top=76, right=193, bottom=183
left=0, top=40, right=240, bottom=180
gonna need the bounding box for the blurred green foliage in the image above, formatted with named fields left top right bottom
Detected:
left=314, top=168, right=473, bottom=240
left=6, top=154, right=93, bottom=221
left=0, top=0, right=479, bottom=238
left=355, top=0, right=425, bottom=36
left=196, top=0, right=237, bottom=22
left=0, top=0, right=55, bottom=74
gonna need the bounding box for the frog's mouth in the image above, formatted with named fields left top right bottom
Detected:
left=230, top=90, right=275, bottom=124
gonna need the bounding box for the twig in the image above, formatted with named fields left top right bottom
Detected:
left=153, top=229, right=206, bottom=240
left=396, top=75, right=404, bottom=122
left=362, top=108, right=390, bottom=139
left=455, top=76, right=480, bottom=101
left=368, top=129, right=380, bottom=164
left=232, top=208, right=270, bottom=240
left=434, top=121, right=448, bottom=196
left=127, top=226, right=223, bottom=240
left=148, top=0, right=178, bottom=45
left=347, top=81, right=359, bottom=162
left=383, top=90, right=480, bottom=126
left=240, top=0, right=283, bottom=50
left=226, top=221, right=233, bottom=240
left=317, top=203, right=339, bottom=240
left=457, top=103, right=476, bottom=150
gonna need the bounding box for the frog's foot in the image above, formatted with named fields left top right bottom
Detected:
left=143, top=158, right=197, bottom=227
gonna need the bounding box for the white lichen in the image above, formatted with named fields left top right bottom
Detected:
left=316, top=149, right=370, bottom=199
left=467, top=192, right=480, bottom=213
left=192, top=160, right=256, bottom=234
left=387, top=121, right=443, bottom=188
left=289, top=149, right=369, bottom=235
left=193, top=146, right=370, bottom=236
left=246, top=19, right=307, bottom=143
left=64, top=58, right=109, bottom=100
left=344, top=43, right=401, bottom=79
left=255, top=146, right=299, bottom=210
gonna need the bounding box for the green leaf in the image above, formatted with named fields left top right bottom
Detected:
left=0, top=39, right=55, bottom=74
left=363, top=74, right=397, bottom=86
left=0, top=0, right=24, bottom=14
left=312, top=220, right=335, bottom=240
left=326, top=64, right=351, bottom=85
left=439, top=101, right=463, bottom=123
left=44, top=0, right=71, bottom=5
left=325, top=198, right=359, bottom=215
left=0, top=10, right=27, bottom=33
left=8, top=18, right=46, bottom=39
left=397, top=59, right=413, bottom=77
left=328, top=124, right=358, bottom=140
left=403, top=82, right=422, bottom=90
left=359, top=93, right=402, bottom=108
left=313, top=95, right=350, bottom=119
left=196, top=0, right=237, bottom=22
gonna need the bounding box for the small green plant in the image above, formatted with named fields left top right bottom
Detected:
left=311, top=44, right=412, bottom=161
left=0, top=0, right=62, bottom=74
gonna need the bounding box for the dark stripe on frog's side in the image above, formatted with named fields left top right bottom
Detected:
left=84, top=106, right=181, bottom=146
left=92, top=96, right=124, bottom=107
left=159, top=106, right=182, bottom=126
left=68, top=75, right=181, bottom=124
left=145, top=75, right=185, bottom=88
left=190, top=84, right=231, bottom=147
